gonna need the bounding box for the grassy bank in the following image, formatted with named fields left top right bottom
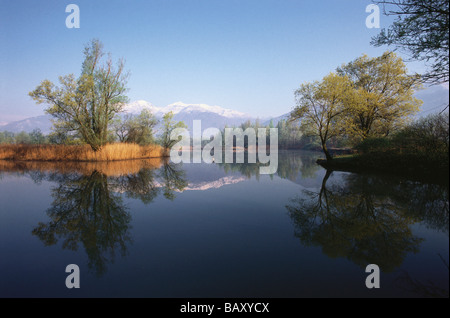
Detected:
left=317, top=152, right=449, bottom=185
left=317, top=113, right=450, bottom=185
left=0, top=143, right=166, bottom=161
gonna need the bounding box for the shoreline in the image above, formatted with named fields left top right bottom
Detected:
left=317, top=154, right=449, bottom=186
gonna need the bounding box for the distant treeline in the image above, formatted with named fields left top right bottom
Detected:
left=0, top=126, right=143, bottom=146
left=0, top=109, right=180, bottom=149
left=0, top=129, right=50, bottom=145
left=0, top=117, right=316, bottom=149
left=3, top=113, right=446, bottom=155
left=208, top=118, right=351, bottom=151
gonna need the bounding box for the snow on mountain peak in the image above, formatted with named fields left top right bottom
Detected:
left=164, top=101, right=250, bottom=118
left=123, top=100, right=162, bottom=114
left=124, top=100, right=250, bottom=118
left=163, top=101, right=190, bottom=114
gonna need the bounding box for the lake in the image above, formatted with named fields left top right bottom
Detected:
left=0, top=151, right=448, bottom=298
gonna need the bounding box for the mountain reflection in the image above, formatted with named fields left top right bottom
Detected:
left=286, top=170, right=449, bottom=273
left=2, top=159, right=188, bottom=276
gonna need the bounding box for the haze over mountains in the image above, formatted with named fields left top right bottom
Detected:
left=1, top=85, right=448, bottom=134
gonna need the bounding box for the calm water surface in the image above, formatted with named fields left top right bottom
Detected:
left=0, top=151, right=448, bottom=297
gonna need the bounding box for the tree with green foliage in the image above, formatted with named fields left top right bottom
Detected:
left=111, top=109, right=158, bottom=145
left=358, top=112, right=449, bottom=157
left=0, top=131, right=15, bottom=144
left=371, top=0, right=449, bottom=85
left=29, top=128, right=46, bottom=144
left=158, top=111, right=187, bottom=151
left=15, top=131, right=32, bottom=144
left=29, top=39, right=129, bottom=151
left=47, top=130, right=69, bottom=145
left=276, top=119, right=304, bottom=149
left=291, top=73, right=354, bottom=161
left=337, top=52, right=422, bottom=141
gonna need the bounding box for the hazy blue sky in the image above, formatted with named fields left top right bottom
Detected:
left=0, top=0, right=429, bottom=122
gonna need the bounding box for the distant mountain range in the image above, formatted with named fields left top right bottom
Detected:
left=123, top=100, right=258, bottom=132
left=0, top=101, right=259, bottom=134
left=0, top=114, right=54, bottom=134
left=1, top=85, right=448, bottom=134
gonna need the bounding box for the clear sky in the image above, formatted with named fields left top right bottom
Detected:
left=0, top=0, right=428, bottom=122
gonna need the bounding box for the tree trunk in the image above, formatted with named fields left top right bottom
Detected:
left=90, top=143, right=102, bottom=152
left=321, top=141, right=333, bottom=161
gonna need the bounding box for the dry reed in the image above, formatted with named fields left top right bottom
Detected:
left=0, top=143, right=166, bottom=162
left=0, top=157, right=164, bottom=177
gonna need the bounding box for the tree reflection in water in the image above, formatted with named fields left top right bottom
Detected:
left=396, top=263, right=449, bottom=298
left=159, top=162, right=189, bottom=200
left=219, top=150, right=321, bottom=181
left=32, top=170, right=131, bottom=276
left=286, top=170, right=449, bottom=273
left=111, top=161, right=187, bottom=203
left=28, top=160, right=187, bottom=276
left=1, top=153, right=447, bottom=293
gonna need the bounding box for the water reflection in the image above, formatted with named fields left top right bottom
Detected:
left=111, top=161, right=187, bottom=203
left=158, top=162, right=189, bottom=200
left=0, top=152, right=448, bottom=295
left=32, top=170, right=131, bottom=276
left=286, top=170, right=449, bottom=274
left=0, top=159, right=187, bottom=276
left=396, top=262, right=449, bottom=297
left=218, top=150, right=320, bottom=181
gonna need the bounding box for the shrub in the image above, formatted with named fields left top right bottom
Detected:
left=355, top=137, right=392, bottom=154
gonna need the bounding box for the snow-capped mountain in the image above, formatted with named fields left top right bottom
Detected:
left=124, top=100, right=250, bottom=119
left=123, top=100, right=254, bottom=131
left=122, top=100, right=162, bottom=114
left=162, top=101, right=249, bottom=118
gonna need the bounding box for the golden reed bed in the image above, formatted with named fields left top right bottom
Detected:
left=0, top=143, right=167, bottom=176
left=0, top=143, right=165, bottom=161
left=0, top=157, right=165, bottom=177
